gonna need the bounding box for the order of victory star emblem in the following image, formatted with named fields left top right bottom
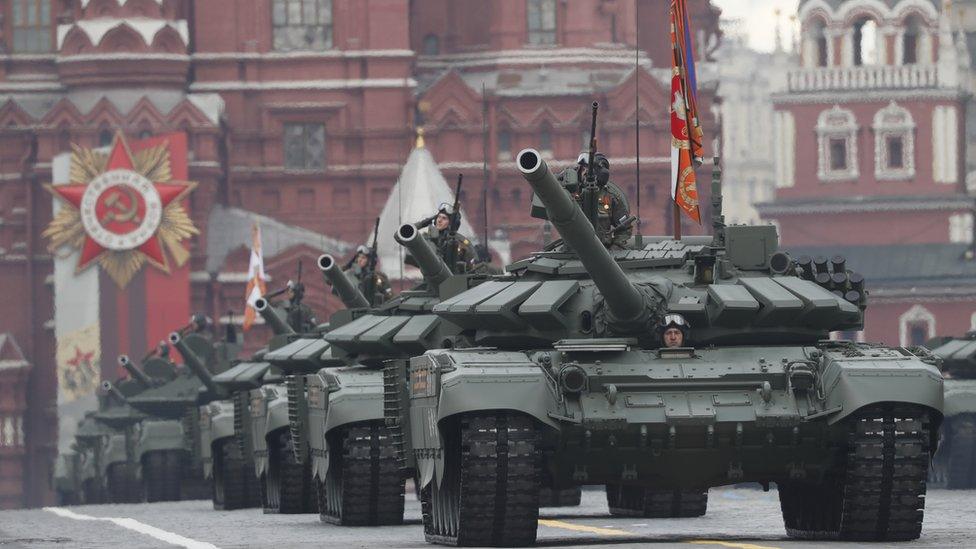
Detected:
left=43, top=132, right=198, bottom=287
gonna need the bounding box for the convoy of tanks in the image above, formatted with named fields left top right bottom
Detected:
left=54, top=136, right=959, bottom=546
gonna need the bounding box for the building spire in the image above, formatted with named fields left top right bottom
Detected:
left=415, top=127, right=426, bottom=149
left=774, top=8, right=783, bottom=52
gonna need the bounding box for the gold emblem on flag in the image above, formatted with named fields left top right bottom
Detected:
left=43, top=133, right=198, bottom=287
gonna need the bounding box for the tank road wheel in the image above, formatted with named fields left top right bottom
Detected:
left=780, top=404, right=931, bottom=542
left=107, top=463, right=141, bottom=503
left=945, top=415, right=976, bottom=489
left=538, top=486, right=582, bottom=508
left=213, top=440, right=254, bottom=510
left=143, top=450, right=183, bottom=502
left=265, top=430, right=316, bottom=514
left=319, top=422, right=405, bottom=525
left=605, top=484, right=707, bottom=518
left=423, top=412, right=541, bottom=547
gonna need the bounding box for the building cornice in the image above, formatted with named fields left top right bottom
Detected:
left=417, top=46, right=654, bottom=70
left=757, top=195, right=972, bottom=215
left=772, top=88, right=967, bottom=105
left=192, top=49, right=415, bottom=61
left=189, top=78, right=417, bottom=92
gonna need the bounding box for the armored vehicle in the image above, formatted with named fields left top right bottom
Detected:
left=392, top=149, right=944, bottom=546
left=126, top=330, right=226, bottom=502
left=928, top=334, right=976, bottom=488
left=95, top=370, right=152, bottom=504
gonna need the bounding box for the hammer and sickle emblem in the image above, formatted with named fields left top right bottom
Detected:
left=100, top=186, right=141, bottom=224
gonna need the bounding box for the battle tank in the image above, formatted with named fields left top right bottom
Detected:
left=390, top=148, right=945, bottom=546
left=125, top=330, right=226, bottom=502
left=928, top=333, right=976, bottom=488
left=236, top=293, right=319, bottom=515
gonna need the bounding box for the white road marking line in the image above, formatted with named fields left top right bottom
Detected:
left=43, top=507, right=219, bottom=549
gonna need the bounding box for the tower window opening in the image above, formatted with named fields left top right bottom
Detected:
left=829, top=138, right=848, bottom=170
left=853, top=18, right=879, bottom=66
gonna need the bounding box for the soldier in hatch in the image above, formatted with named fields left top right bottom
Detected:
left=572, top=151, right=632, bottom=249
left=283, top=279, right=318, bottom=332
left=344, top=244, right=393, bottom=306
left=416, top=204, right=480, bottom=274
left=657, top=314, right=691, bottom=348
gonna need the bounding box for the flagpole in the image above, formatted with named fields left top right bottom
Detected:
left=673, top=200, right=681, bottom=239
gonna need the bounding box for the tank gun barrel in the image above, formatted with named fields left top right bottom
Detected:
left=118, top=355, right=153, bottom=388
left=168, top=332, right=220, bottom=395
left=252, top=296, right=296, bottom=335
left=317, top=254, right=370, bottom=309
left=101, top=380, right=128, bottom=404
left=395, top=223, right=451, bottom=288
left=516, top=149, right=648, bottom=327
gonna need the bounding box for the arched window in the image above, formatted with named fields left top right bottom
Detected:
left=873, top=101, right=915, bottom=180
left=816, top=106, right=858, bottom=181
left=902, top=15, right=922, bottom=65
left=539, top=124, right=552, bottom=154
left=805, top=18, right=830, bottom=68
left=422, top=34, right=440, bottom=56
left=899, top=304, right=935, bottom=347
left=98, top=128, right=114, bottom=147
left=527, top=0, right=557, bottom=45
left=497, top=129, right=512, bottom=160
left=852, top=17, right=880, bottom=66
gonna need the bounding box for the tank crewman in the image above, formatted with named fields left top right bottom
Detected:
left=345, top=244, right=393, bottom=306
left=574, top=152, right=632, bottom=249
left=283, top=279, right=318, bottom=332
left=657, top=314, right=691, bottom=348
left=427, top=204, right=478, bottom=274
left=155, top=340, right=170, bottom=359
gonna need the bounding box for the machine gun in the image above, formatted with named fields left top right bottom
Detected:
left=580, top=101, right=600, bottom=229
left=361, top=217, right=381, bottom=306
left=440, top=174, right=464, bottom=271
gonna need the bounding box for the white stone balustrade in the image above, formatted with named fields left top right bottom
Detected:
left=787, top=65, right=940, bottom=92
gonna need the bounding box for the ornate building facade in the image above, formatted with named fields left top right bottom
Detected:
left=0, top=0, right=721, bottom=507
left=761, top=0, right=976, bottom=347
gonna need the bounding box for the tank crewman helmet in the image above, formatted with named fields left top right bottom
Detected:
left=436, top=202, right=462, bottom=232
left=656, top=313, right=690, bottom=336
left=355, top=244, right=371, bottom=258
left=576, top=152, right=611, bottom=185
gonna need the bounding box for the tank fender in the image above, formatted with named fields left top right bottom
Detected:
left=136, top=419, right=185, bottom=462
left=264, top=393, right=290, bottom=435
left=204, top=408, right=236, bottom=480
left=320, top=367, right=385, bottom=478
left=944, top=380, right=976, bottom=416
left=307, top=372, right=329, bottom=481
left=822, top=351, right=944, bottom=425
left=415, top=350, right=559, bottom=489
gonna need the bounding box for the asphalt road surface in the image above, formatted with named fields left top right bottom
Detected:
left=1, top=487, right=973, bottom=548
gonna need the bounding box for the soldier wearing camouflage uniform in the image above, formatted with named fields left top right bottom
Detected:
left=424, top=204, right=478, bottom=274
left=345, top=245, right=393, bottom=306
left=573, top=151, right=631, bottom=249
left=283, top=280, right=318, bottom=332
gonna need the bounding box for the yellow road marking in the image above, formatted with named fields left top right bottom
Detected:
left=688, top=540, right=782, bottom=549
left=537, top=519, right=632, bottom=536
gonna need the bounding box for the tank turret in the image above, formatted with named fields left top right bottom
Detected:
left=394, top=223, right=451, bottom=287
left=169, top=332, right=220, bottom=395
left=318, top=254, right=370, bottom=309
left=253, top=297, right=296, bottom=335
left=119, top=355, right=154, bottom=388
left=517, top=148, right=655, bottom=332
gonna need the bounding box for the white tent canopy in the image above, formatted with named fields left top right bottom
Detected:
left=374, top=141, right=476, bottom=280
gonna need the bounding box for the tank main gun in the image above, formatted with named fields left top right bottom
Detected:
left=168, top=332, right=220, bottom=395
left=516, top=148, right=654, bottom=332
left=395, top=223, right=451, bottom=288
left=101, top=380, right=128, bottom=404
left=252, top=296, right=296, bottom=335
left=118, top=355, right=154, bottom=388
left=318, top=254, right=370, bottom=309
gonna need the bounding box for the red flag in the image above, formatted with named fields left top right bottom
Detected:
left=670, top=0, right=703, bottom=224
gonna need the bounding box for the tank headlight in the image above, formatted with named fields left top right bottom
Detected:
left=559, top=365, right=588, bottom=394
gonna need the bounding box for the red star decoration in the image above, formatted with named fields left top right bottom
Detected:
left=51, top=133, right=191, bottom=271
left=66, top=346, right=95, bottom=369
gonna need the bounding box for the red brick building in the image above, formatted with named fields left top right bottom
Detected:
left=761, top=0, right=976, bottom=347
left=0, top=0, right=721, bottom=507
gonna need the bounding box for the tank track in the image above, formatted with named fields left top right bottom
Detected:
left=780, top=404, right=931, bottom=541
left=107, top=462, right=142, bottom=503
left=423, top=412, right=541, bottom=547
left=605, top=484, right=708, bottom=518
left=213, top=439, right=259, bottom=510
left=538, top=486, right=582, bottom=508
left=318, top=421, right=405, bottom=525
left=946, top=415, right=976, bottom=489
left=286, top=375, right=306, bottom=463
left=143, top=450, right=183, bottom=502
left=264, top=430, right=317, bottom=514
